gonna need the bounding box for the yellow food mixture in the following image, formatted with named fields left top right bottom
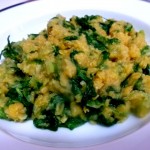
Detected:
left=0, top=15, right=150, bottom=131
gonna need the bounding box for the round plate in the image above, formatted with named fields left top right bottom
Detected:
left=0, top=0, right=150, bottom=148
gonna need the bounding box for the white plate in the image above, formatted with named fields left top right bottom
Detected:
left=0, top=0, right=150, bottom=148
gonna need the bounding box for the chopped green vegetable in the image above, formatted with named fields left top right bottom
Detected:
left=109, top=98, right=125, bottom=108
left=70, top=50, right=79, bottom=64
left=124, top=23, right=133, bottom=32
left=28, top=34, right=39, bottom=40
left=32, top=59, right=44, bottom=64
left=98, top=114, right=118, bottom=126
left=141, top=45, right=150, bottom=56
left=76, top=15, right=97, bottom=31
left=64, top=36, right=78, bottom=41
left=133, top=77, right=143, bottom=90
left=5, top=78, right=42, bottom=117
left=85, top=32, right=119, bottom=51
left=62, top=117, right=86, bottom=130
left=100, top=19, right=116, bottom=34
left=49, top=94, right=65, bottom=110
left=71, top=67, right=96, bottom=102
left=86, top=99, right=102, bottom=109
left=0, top=36, right=23, bottom=62
left=102, top=51, right=110, bottom=60
left=143, top=65, right=150, bottom=75
left=85, top=32, right=107, bottom=51
left=133, top=63, right=140, bottom=72
left=0, top=108, right=8, bottom=119
left=70, top=79, right=82, bottom=96
left=11, top=66, right=26, bottom=77
left=53, top=45, right=60, bottom=56
left=33, top=110, right=59, bottom=131
left=63, top=20, right=75, bottom=30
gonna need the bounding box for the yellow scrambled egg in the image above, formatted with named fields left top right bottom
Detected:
left=0, top=15, right=150, bottom=130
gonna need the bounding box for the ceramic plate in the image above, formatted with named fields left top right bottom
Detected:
left=0, top=0, right=150, bottom=148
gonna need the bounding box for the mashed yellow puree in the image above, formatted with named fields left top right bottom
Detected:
left=0, top=15, right=150, bottom=131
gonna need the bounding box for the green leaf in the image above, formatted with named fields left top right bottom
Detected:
left=33, top=110, right=59, bottom=131
left=5, top=78, right=41, bottom=117
left=109, top=97, right=125, bottom=108
left=102, top=51, right=110, bottom=60
left=98, top=114, right=118, bottom=126
left=0, top=36, right=23, bottom=62
left=0, top=108, right=7, bottom=119
left=100, top=19, right=115, bottom=34
left=86, top=100, right=102, bottom=109
left=141, top=45, right=150, bottom=56
left=76, top=15, right=97, bottom=31
left=53, top=46, right=60, bottom=56
left=32, top=59, right=44, bottom=64
left=71, top=79, right=82, bottom=96
left=133, top=77, right=143, bottom=90
left=124, top=23, right=133, bottom=32
left=64, top=36, right=78, bottom=41
left=62, top=117, right=86, bottom=130
left=63, top=20, right=75, bottom=30
left=71, top=66, right=96, bottom=101
left=133, top=63, right=140, bottom=72
left=85, top=32, right=107, bottom=51
left=49, top=94, right=65, bottom=110
left=70, top=50, right=79, bottom=64
left=28, top=34, right=39, bottom=40
left=143, top=65, right=150, bottom=75
left=11, top=66, right=26, bottom=77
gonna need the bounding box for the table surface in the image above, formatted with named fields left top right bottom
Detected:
left=0, top=0, right=150, bottom=150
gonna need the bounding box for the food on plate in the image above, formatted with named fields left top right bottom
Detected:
left=0, top=15, right=150, bottom=131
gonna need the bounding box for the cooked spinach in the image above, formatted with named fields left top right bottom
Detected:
left=143, top=64, right=150, bottom=75
left=85, top=32, right=119, bottom=51
left=76, top=15, right=97, bottom=31
left=97, top=34, right=119, bottom=46
left=6, top=78, right=42, bottom=117
left=0, top=36, right=23, bottom=62
left=0, top=108, right=8, bottom=119
left=11, top=66, right=26, bottom=77
left=86, top=99, right=102, bottom=109
left=70, top=49, right=96, bottom=101
left=85, top=31, right=107, bottom=51
left=102, top=51, right=110, bottom=60
left=133, top=77, right=143, bottom=91
left=120, top=73, right=132, bottom=88
left=28, top=34, right=39, bottom=40
left=63, top=20, right=75, bottom=30
left=49, top=94, right=65, bottom=110
left=109, top=98, right=125, bottom=108
left=33, top=110, right=59, bottom=131
left=124, top=23, right=133, bottom=32
left=70, top=50, right=79, bottom=64
left=100, top=19, right=115, bottom=34
left=32, top=59, right=44, bottom=64
left=71, top=67, right=96, bottom=102
left=71, top=79, right=82, bottom=96
left=62, top=117, right=86, bottom=130
left=133, top=63, right=140, bottom=72
left=64, top=36, right=78, bottom=41
left=53, top=45, right=60, bottom=56
left=98, top=114, right=118, bottom=126
left=141, top=45, right=150, bottom=56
